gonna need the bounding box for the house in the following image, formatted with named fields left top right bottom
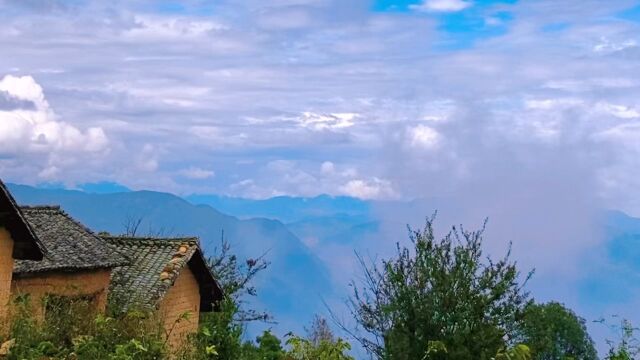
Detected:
left=1, top=180, right=222, bottom=350
left=0, top=180, right=44, bottom=321
left=11, top=206, right=127, bottom=319
left=102, top=236, right=222, bottom=348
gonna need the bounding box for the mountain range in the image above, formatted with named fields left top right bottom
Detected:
left=8, top=182, right=640, bottom=351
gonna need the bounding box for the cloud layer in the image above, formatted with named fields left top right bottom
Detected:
left=0, top=0, right=637, bottom=209
left=0, top=75, right=109, bottom=179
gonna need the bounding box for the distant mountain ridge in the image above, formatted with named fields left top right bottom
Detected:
left=186, top=193, right=372, bottom=223
left=7, top=183, right=335, bottom=337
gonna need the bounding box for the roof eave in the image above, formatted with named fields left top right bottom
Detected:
left=188, top=248, right=223, bottom=312
left=0, top=180, right=45, bottom=260
left=13, top=262, right=126, bottom=277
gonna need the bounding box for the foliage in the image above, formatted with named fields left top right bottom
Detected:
left=283, top=315, right=353, bottom=360
left=286, top=334, right=354, bottom=360
left=423, top=340, right=448, bottom=359
left=599, top=318, right=640, bottom=360
left=207, top=234, right=270, bottom=322
left=493, top=344, right=532, bottom=360
left=239, top=330, right=286, bottom=360
left=421, top=341, right=532, bottom=360
left=5, top=294, right=166, bottom=360
left=255, top=331, right=285, bottom=360
left=515, top=302, right=597, bottom=360
left=306, top=316, right=335, bottom=346
left=346, top=215, right=532, bottom=360
left=180, top=298, right=244, bottom=360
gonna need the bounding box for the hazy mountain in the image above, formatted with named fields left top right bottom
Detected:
left=8, top=184, right=334, bottom=336
left=186, top=194, right=372, bottom=223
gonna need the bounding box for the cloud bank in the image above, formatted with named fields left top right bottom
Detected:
left=0, top=0, right=637, bottom=211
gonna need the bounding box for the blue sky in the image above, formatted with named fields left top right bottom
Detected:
left=374, top=0, right=517, bottom=48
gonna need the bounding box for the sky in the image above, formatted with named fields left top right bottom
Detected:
left=1, top=0, right=640, bottom=214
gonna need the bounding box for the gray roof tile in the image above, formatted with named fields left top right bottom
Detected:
left=14, top=206, right=128, bottom=275
left=102, top=236, right=222, bottom=312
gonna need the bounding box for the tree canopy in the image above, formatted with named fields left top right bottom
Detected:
left=346, top=215, right=533, bottom=360
left=516, top=302, right=598, bottom=360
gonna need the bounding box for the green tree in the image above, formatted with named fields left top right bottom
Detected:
left=346, top=215, right=532, bottom=360
left=494, top=344, right=532, bottom=360
left=255, top=330, right=285, bottom=360
left=516, top=302, right=597, bottom=360
left=286, top=335, right=354, bottom=360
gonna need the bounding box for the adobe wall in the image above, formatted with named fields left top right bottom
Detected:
left=11, top=269, right=111, bottom=320
left=159, top=266, right=201, bottom=351
left=0, top=228, right=15, bottom=322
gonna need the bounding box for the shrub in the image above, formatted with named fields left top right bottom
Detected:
left=4, top=294, right=167, bottom=360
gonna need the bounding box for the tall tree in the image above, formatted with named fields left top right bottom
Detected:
left=346, top=215, right=532, bottom=360
left=516, top=302, right=597, bottom=360
left=306, top=315, right=335, bottom=346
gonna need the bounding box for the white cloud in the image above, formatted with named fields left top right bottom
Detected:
left=135, top=144, right=159, bottom=172
left=339, top=177, right=397, bottom=200
left=596, top=102, right=640, bottom=119
left=257, top=8, right=314, bottom=30
left=0, top=75, right=108, bottom=155
left=421, top=99, right=457, bottom=122
left=299, top=112, right=357, bottom=131
left=125, top=16, right=225, bottom=40
left=267, top=159, right=297, bottom=172
left=408, top=124, right=441, bottom=149
left=524, top=98, right=583, bottom=110
left=593, top=37, right=637, bottom=53
left=411, top=0, right=472, bottom=12
left=544, top=78, right=638, bottom=92
left=320, top=161, right=335, bottom=175
left=38, top=165, right=60, bottom=180
left=595, top=123, right=640, bottom=144
left=179, top=167, right=216, bottom=179
left=188, top=126, right=249, bottom=146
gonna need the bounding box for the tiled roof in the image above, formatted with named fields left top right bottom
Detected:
left=13, top=206, right=128, bottom=275
left=0, top=180, right=44, bottom=260
left=102, top=236, right=222, bottom=312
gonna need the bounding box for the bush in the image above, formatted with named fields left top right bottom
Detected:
left=4, top=294, right=167, bottom=360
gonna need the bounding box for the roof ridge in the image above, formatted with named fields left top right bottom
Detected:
left=19, top=205, right=61, bottom=210
left=102, top=235, right=199, bottom=243
left=20, top=206, right=96, bottom=236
